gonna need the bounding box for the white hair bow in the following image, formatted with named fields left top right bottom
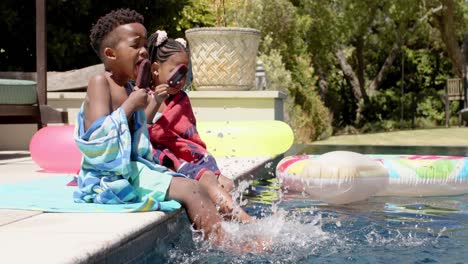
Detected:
left=175, top=38, right=187, bottom=48
left=156, top=30, right=168, bottom=47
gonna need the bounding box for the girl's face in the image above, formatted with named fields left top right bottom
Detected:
left=156, top=51, right=189, bottom=95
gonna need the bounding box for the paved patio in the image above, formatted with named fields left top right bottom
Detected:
left=0, top=150, right=274, bottom=263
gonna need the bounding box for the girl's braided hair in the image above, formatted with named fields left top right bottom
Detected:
left=147, top=31, right=187, bottom=64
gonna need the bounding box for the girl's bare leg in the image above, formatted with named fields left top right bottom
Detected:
left=199, top=171, right=251, bottom=223
left=217, top=174, right=235, bottom=192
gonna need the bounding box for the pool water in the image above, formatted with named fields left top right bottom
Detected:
left=243, top=179, right=468, bottom=263
left=147, top=145, right=468, bottom=263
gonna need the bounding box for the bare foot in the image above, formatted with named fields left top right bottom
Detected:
left=242, top=236, right=272, bottom=253
left=207, top=224, right=272, bottom=254
left=211, top=227, right=272, bottom=254
left=225, top=235, right=272, bottom=254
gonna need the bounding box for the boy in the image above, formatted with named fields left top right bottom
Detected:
left=73, top=8, right=233, bottom=245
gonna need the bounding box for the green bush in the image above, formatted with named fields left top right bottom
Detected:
left=259, top=40, right=332, bottom=142
left=288, top=55, right=332, bottom=142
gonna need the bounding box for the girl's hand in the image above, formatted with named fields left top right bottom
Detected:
left=150, top=69, right=169, bottom=104
left=153, top=84, right=170, bottom=104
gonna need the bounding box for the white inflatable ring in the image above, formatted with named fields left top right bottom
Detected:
left=276, top=151, right=468, bottom=204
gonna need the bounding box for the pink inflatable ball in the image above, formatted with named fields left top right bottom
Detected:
left=29, top=125, right=82, bottom=174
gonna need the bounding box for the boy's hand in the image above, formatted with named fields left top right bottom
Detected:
left=128, top=86, right=149, bottom=110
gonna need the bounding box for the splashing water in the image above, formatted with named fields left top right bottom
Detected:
left=165, top=207, right=331, bottom=263
left=145, top=175, right=468, bottom=263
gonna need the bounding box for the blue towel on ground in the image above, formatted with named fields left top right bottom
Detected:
left=0, top=176, right=180, bottom=212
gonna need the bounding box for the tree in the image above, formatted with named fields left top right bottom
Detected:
left=427, top=0, right=468, bottom=110
left=298, top=0, right=450, bottom=125
left=0, top=0, right=189, bottom=71
left=428, top=0, right=467, bottom=79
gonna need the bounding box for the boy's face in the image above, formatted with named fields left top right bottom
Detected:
left=156, top=51, right=189, bottom=95
left=104, top=22, right=148, bottom=80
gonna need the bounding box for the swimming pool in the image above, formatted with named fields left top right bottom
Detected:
left=145, top=145, right=468, bottom=263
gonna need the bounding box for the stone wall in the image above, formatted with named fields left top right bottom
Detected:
left=0, top=64, right=104, bottom=92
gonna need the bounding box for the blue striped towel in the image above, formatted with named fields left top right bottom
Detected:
left=73, top=105, right=180, bottom=211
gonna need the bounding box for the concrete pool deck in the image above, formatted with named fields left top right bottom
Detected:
left=0, top=151, right=276, bottom=263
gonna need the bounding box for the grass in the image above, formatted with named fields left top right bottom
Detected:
left=312, top=127, right=468, bottom=146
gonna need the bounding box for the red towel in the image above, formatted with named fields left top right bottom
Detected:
left=148, top=91, right=207, bottom=170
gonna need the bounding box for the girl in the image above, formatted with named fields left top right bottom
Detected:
left=144, top=30, right=251, bottom=223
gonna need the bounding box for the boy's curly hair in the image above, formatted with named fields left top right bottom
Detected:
left=90, top=8, right=144, bottom=57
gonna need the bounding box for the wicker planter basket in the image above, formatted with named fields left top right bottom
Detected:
left=185, top=27, right=261, bottom=91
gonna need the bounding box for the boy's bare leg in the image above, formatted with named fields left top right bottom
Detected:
left=217, top=174, right=235, bottom=192
left=167, top=177, right=225, bottom=242
left=199, top=171, right=251, bottom=224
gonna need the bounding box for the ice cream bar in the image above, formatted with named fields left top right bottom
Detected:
left=135, top=59, right=151, bottom=89
left=167, top=64, right=188, bottom=88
